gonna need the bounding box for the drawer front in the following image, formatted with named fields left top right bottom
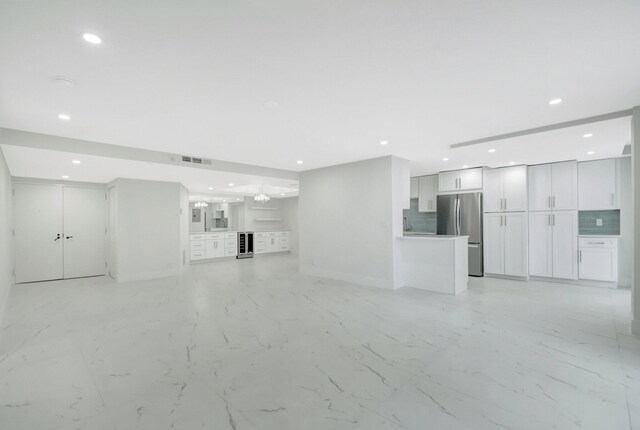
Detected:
left=255, top=238, right=266, bottom=245
left=278, top=231, right=290, bottom=238
left=207, top=233, right=224, bottom=240
left=254, top=247, right=266, bottom=254
left=190, top=234, right=205, bottom=241
left=255, top=232, right=267, bottom=238
left=190, top=240, right=205, bottom=251
left=225, top=240, right=237, bottom=248
left=224, top=248, right=237, bottom=257
left=279, top=237, right=290, bottom=244
left=190, top=250, right=205, bottom=260
left=279, top=244, right=290, bottom=251
left=266, top=232, right=278, bottom=237
left=579, top=238, right=617, bottom=249
left=224, top=233, right=237, bottom=239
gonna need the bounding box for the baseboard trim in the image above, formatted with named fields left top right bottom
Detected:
left=484, top=273, right=529, bottom=282
left=115, top=269, right=181, bottom=283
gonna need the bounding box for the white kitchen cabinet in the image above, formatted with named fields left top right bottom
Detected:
left=266, top=235, right=280, bottom=253
left=578, top=237, right=618, bottom=282
left=484, top=212, right=527, bottom=277
left=483, top=166, right=527, bottom=212
left=528, top=161, right=577, bottom=211
left=528, top=212, right=553, bottom=277
left=410, top=177, right=419, bottom=199
left=578, top=159, right=618, bottom=210
left=484, top=214, right=504, bottom=275
left=439, top=168, right=482, bottom=193
left=418, top=175, right=438, bottom=212
left=205, top=238, right=224, bottom=259
left=529, top=211, right=577, bottom=279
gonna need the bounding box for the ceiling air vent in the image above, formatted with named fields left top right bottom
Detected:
left=180, top=155, right=212, bottom=165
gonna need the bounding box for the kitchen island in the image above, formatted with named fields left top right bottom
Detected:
left=396, top=234, right=468, bottom=295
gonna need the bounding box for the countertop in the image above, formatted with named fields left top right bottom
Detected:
left=578, top=234, right=620, bottom=238
left=400, top=233, right=466, bottom=240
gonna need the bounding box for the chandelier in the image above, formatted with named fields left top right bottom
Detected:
left=194, top=201, right=209, bottom=208
left=253, top=192, right=270, bottom=203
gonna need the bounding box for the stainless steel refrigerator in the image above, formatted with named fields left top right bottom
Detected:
left=437, top=192, right=483, bottom=276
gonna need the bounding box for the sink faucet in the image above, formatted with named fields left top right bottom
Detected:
left=403, top=216, right=410, bottom=231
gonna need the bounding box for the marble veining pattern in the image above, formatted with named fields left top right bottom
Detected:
left=0, top=255, right=638, bottom=429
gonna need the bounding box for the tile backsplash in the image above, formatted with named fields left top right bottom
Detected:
left=403, top=198, right=437, bottom=233
left=578, top=210, right=620, bottom=235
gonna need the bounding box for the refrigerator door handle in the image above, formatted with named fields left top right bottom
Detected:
left=456, top=197, right=461, bottom=236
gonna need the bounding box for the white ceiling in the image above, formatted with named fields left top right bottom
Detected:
left=1, top=1, right=639, bottom=176
left=0, top=145, right=299, bottom=196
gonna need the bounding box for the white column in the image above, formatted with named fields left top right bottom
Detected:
left=632, top=106, right=640, bottom=334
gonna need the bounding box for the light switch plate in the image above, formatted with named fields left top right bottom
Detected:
left=596, top=218, right=603, bottom=227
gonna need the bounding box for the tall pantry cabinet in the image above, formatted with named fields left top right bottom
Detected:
left=527, top=161, right=578, bottom=280
left=483, top=165, right=528, bottom=277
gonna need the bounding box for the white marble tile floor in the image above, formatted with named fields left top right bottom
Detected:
left=0, top=254, right=638, bottom=429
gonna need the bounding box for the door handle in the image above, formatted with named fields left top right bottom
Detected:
left=54, top=233, right=61, bottom=241
left=65, top=235, right=74, bottom=239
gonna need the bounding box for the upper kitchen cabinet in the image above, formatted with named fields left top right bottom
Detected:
left=439, top=167, right=482, bottom=193
left=528, top=161, right=577, bottom=211
left=578, top=159, right=619, bottom=210
left=483, top=165, right=527, bottom=212
left=418, top=175, right=438, bottom=212
left=410, top=177, right=419, bottom=199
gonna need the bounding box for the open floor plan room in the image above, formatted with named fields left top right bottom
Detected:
left=1, top=1, right=640, bottom=429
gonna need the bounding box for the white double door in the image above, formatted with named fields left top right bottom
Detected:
left=14, top=184, right=106, bottom=283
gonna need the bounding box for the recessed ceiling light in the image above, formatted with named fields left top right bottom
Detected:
left=223, top=199, right=226, bottom=202
left=71, top=160, right=81, bottom=164
left=236, top=198, right=241, bottom=201
left=228, top=183, right=234, bottom=187
left=488, top=149, right=496, bottom=153
left=61, top=175, right=69, bottom=179
left=462, top=165, right=469, bottom=168
left=208, top=187, right=213, bottom=190
left=58, top=113, right=71, bottom=120
left=280, top=193, right=285, bottom=196
left=548, top=98, right=562, bottom=105
left=509, top=161, right=516, bottom=165
left=442, top=158, right=449, bottom=161
left=587, top=151, right=595, bottom=155
left=380, top=141, right=388, bottom=146
left=82, top=33, right=102, bottom=44
left=297, top=160, right=303, bottom=164
left=583, top=133, right=593, bottom=138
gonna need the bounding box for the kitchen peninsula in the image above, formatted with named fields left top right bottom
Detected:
left=396, top=234, right=468, bottom=295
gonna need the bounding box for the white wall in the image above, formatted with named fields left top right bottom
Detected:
left=299, top=156, right=409, bottom=289
left=619, top=157, right=632, bottom=287
left=179, top=185, right=189, bottom=267
left=243, top=196, right=288, bottom=231
left=281, top=197, right=299, bottom=254
left=109, top=178, right=183, bottom=282
left=0, top=146, right=13, bottom=323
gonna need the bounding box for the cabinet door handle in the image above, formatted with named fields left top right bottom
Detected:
left=552, top=214, right=555, bottom=226
left=552, top=196, right=555, bottom=208
left=504, top=215, right=507, bottom=226
left=579, top=250, right=582, bottom=263
left=548, top=196, right=551, bottom=209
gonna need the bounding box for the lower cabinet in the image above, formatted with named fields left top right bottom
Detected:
left=528, top=211, right=577, bottom=280
left=484, top=212, right=528, bottom=277
left=205, top=234, right=225, bottom=259
left=191, top=231, right=290, bottom=261
left=578, top=237, right=618, bottom=282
